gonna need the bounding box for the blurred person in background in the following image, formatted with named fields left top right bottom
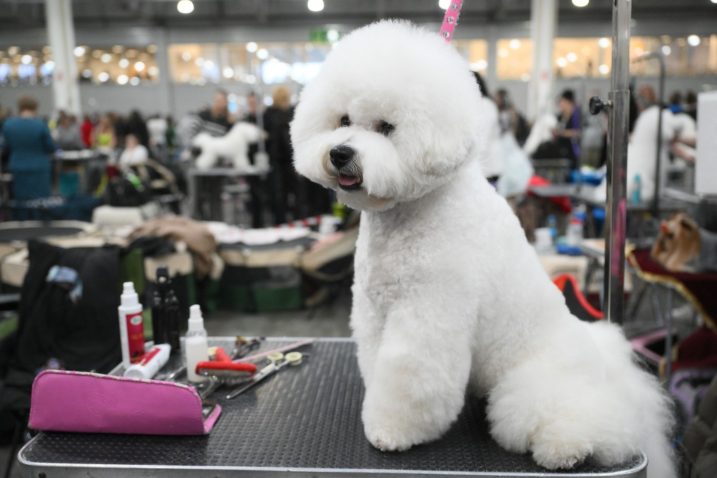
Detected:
left=125, top=110, right=150, bottom=148
left=1, top=96, right=56, bottom=200
left=118, top=133, right=149, bottom=168
left=243, top=92, right=259, bottom=124
left=54, top=111, right=83, bottom=150
left=147, top=114, right=168, bottom=157
left=626, top=84, right=676, bottom=201
left=199, top=89, right=232, bottom=135
left=495, top=89, right=529, bottom=146
left=80, top=114, right=94, bottom=148
left=684, top=90, right=698, bottom=121
left=178, top=89, right=233, bottom=150
left=668, top=91, right=683, bottom=114
left=264, top=86, right=296, bottom=223
left=93, top=114, right=116, bottom=150
left=552, top=89, right=582, bottom=170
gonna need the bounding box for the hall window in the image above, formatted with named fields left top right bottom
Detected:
left=496, top=38, right=532, bottom=81
left=553, top=38, right=611, bottom=78
left=168, top=43, right=221, bottom=84
left=74, top=44, right=159, bottom=85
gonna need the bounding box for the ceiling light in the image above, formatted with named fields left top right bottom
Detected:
left=566, top=52, right=577, bottom=62
left=661, top=45, right=671, bottom=56
left=98, top=72, right=110, bottom=82
left=101, top=53, right=112, bottom=63
left=119, top=58, right=129, bottom=68
left=556, top=57, right=567, bottom=68
left=327, top=29, right=339, bottom=43
left=438, top=0, right=451, bottom=9
left=8, top=46, right=19, bottom=55
left=148, top=66, right=159, bottom=76
left=21, top=55, right=32, bottom=64
left=307, top=0, right=324, bottom=13
left=177, top=0, right=194, bottom=14
left=181, top=51, right=192, bottom=62
left=509, top=39, right=521, bottom=49
left=598, top=37, right=609, bottom=48
left=73, top=46, right=86, bottom=57
left=572, top=0, right=589, bottom=7
left=257, top=48, right=269, bottom=60
left=134, top=61, right=145, bottom=72
left=130, top=76, right=140, bottom=86
left=117, top=74, right=129, bottom=85
left=598, top=64, right=609, bottom=75
left=223, top=67, right=234, bottom=78
left=112, top=45, right=123, bottom=53
left=687, top=34, right=701, bottom=47
left=246, top=42, right=258, bottom=53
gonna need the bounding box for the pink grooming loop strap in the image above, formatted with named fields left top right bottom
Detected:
left=440, top=1, right=464, bottom=43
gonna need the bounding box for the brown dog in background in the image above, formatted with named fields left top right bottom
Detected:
left=651, top=213, right=701, bottom=272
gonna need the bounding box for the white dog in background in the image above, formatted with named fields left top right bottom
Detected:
left=193, top=122, right=267, bottom=172
left=291, top=21, right=674, bottom=477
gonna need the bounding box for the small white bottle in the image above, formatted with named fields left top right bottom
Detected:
left=118, top=282, right=145, bottom=369
left=123, top=344, right=171, bottom=380
left=185, top=305, right=208, bottom=383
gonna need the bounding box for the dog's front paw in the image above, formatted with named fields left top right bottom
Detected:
left=362, top=404, right=420, bottom=452
left=364, top=423, right=414, bottom=452
left=531, top=436, right=592, bottom=470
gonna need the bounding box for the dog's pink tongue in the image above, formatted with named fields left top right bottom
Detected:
left=338, top=175, right=359, bottom=187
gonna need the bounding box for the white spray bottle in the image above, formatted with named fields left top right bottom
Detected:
left=185, top=304, right=208, bottom=383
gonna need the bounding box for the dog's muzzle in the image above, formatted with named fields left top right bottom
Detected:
left=329, top=145, right=362, bottom=190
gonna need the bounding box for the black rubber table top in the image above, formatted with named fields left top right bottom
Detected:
left=19, top=339, right=645, bottom=477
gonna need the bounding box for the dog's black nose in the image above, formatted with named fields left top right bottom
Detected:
left=329, top=145, right=355, bottom=168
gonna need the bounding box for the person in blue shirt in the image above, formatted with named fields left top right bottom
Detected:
left=552, top=89, right=582, bottom=170
left=1, top=96, right=56, bottom=200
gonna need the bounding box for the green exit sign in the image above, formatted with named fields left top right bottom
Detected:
left=310, top=28, right=329, bottom=43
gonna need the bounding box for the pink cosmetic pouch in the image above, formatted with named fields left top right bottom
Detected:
left=29, top=370, right=222, bottom=435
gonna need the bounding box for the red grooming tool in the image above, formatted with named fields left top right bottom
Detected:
left=196, top=347, right=257, bottom=379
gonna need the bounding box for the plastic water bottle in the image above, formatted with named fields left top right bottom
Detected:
left=547, top=214, right=558, bottom=242
left=631, top=174, right=642, bottom=205
left=566, top=207, right=585, bottom=247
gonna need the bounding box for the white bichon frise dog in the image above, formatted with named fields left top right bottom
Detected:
left=193, top=122, right=267, bottom=172
left=291, top=21, right=674, bottom=477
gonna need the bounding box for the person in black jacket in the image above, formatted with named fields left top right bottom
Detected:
left=263, top=86, right=297, bottom=223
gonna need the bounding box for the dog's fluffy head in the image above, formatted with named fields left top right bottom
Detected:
left=290, top=20, right=484, bottom=211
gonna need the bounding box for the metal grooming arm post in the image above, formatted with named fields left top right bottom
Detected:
left=606, top=0, right=632, bottom=323
left=590, top=0, right=632, bottom=323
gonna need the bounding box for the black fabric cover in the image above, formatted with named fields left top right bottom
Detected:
left=0, top=240, right=122, bottom=441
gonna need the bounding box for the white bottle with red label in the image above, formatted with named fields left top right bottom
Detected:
left=118, top=282, right=145, bottom=369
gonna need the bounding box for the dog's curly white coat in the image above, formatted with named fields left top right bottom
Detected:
left=291, top=21, right=674, bottom=477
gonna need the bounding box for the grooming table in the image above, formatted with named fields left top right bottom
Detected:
left=19, top=338, right=646, bottom=477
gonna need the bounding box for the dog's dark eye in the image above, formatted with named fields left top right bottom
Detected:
left=339, top=115, right=351, bottom=127
left=376, top=120, right=395, bottom=136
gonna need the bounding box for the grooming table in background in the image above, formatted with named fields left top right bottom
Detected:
left=19, top=338, right=646, bottom=477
